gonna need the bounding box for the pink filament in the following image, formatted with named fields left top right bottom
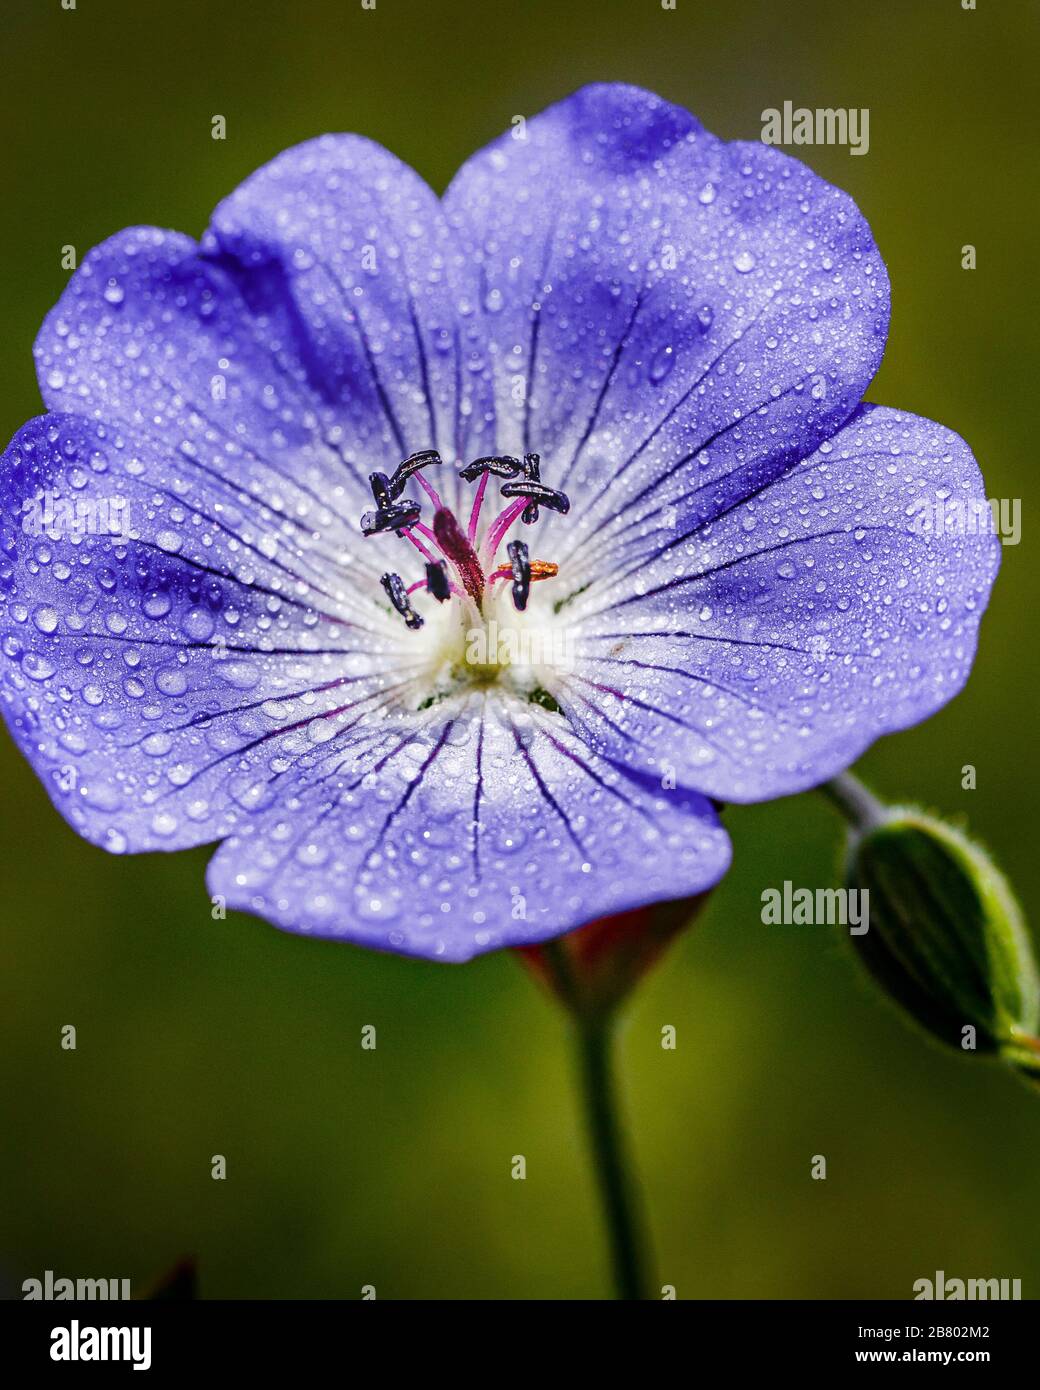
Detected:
left=482, top=496, right=529, bottom=565
left=413, top=470, right=444, bottom=512
left=401, top=527, right=440, bottom=566
left=467, top=471, right=490, bottom=543
left=407, top=576, right=466, bottom=601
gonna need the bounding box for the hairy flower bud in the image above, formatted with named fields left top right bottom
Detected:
left=845, top=809, right=1040, bottom=1076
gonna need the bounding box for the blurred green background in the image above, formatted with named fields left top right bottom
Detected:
left=2, top=0, right=1037, bottom=1299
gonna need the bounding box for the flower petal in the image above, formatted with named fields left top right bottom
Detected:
left=0, top=414, right=419, bottom=852
left=443, top=82, right=889, bottom=546
left=205, top=133, right=483, bottom=467
left=35, top=136, right=473, bottom=520
left=206, top=691, right=731, bottom=962
left=555, top=405, right=1000, bottom=800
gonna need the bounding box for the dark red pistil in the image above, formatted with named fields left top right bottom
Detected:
left=433, top=507, right=485, bottom=607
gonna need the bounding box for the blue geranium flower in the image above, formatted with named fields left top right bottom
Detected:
left=0, top=85, right=999, bottom=961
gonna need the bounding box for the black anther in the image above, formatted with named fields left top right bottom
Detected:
left=425, top=560, right=450, bottom=603
left=388, top=449, right=442, bottom=499
left=381, top=572, right=424, bottom=630
left=369, top=471, right=394, bottom=508
left=520, top=452, right=541, bottom=522
left=361, top=500, right=422, bottom=537
left=499, top=479, right=570, bottom=516
left=459, top=454, right=523, bottom=483
left=507, top=539, right=531, bottom=612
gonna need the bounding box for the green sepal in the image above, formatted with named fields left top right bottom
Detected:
left=846, top=809, right=1039, bottom=1064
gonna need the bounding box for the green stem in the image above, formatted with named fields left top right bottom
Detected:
left=539, top=939, right=653, bottom=1299
left=818, top=770, right=888, bottom=833
left=573, top=1014, right=652, bottom=1301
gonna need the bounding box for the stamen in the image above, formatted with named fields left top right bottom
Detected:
left=412, top=470, right=444, bottom=511
left=425, top=560, right=450, bottom=603
left=401, top=528, right=440, bottom=567
left=482, top=496, right=529, bottom=567
left=410, top=521, right=446, bottom=554
left=381, top=572, right=425, bottom=630
left=520, top=453, right=541, bottom=523
left=361, top=499, right=422, bottom=537
left=433, top=507, right=485, bottom=607
left=489, top=559, right=559, bottom=586
left=359, top=444, right=566, bottom=635
left=459, top=454, right=523, bottom=483
left=387, top=449, right=442, bottom=499
left=369, top=471, right=394, bottom=508
left=467, top=470, right=490, bottom=543
left=499, top=478, right=570, bottom=516
left=507, top=540, right=531, bottom=612
left=361, top=469, right=423, bottom=537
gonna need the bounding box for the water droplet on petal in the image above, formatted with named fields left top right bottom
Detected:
left=143, top=592, right=173, bottom=620
left=648, top=345, right=675, bottom=383
left=33, top=606, right=59, bottom=634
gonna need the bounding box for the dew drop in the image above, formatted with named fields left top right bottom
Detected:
left=143, top=592, right=173, bottom=620
left=181, top=608, right=216, bottom=642
left=648, top=345, right=675, bottom=383
left=156, top=669, right=189, bottom=700
left=23, top=653, right=56, bottom=681
left=33, top=606, right=59, bottom=634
